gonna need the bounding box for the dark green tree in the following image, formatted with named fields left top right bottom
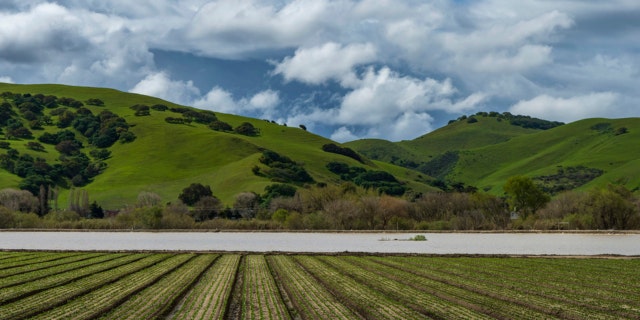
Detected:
left=234, top=122, right=259, bottom=136
left=179, top=183, right=213, bottom=206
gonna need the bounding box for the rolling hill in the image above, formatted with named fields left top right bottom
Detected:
left=0, top=83, right=435, bottom=209
left=347, top=113, right=640, bottom=195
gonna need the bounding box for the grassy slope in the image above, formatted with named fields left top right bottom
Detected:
left=345, top=117, right=540, bottom=162
left=347, top=115, right=640, bottom=196
left=452, top=118, right=640, bottom=193
left=399, top=116, right=541, bottom=157
left=0, top=83, right=434, bottom=208
left=343, top=139, right=418, bottom=163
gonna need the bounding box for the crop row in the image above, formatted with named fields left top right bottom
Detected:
left=0, top=251, right=639, bottom=320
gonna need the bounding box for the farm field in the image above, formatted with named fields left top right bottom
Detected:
left=0, top=251, right=639, bottom=319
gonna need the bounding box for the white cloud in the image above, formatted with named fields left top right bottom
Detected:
left=129, top=72, right=200, bottom=105
left=337, top=67, right=473, bottom=125
left=248, top=90, right=280, bottom=111
left=193, top=87, right=237, bottom=112
left=0, top=76, right=13, bottom=83
left=273, top=42, right=376, bottom=84
left=0, top=3, right=85, bottom=63
left=194, top=87, right=281, bottom=119
left=509, top=92, right=620, bottom=123
left=1, top=1, right=639, bottom=141
left=181, top=0, right=350, bottom=58
left=473, top=45, right=552, bottom=73
left=330, top=126, right=359, bottom=142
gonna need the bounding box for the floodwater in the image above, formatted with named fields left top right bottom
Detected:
left=1, top=231, right=639, bottom=255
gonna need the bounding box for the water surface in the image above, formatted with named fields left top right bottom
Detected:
left=1, top=232, right=638, bottom=255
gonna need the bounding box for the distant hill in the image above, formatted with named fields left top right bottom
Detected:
left=0, top=83, right=435, bottom=209
left=347, top=112, right=640, bottom=194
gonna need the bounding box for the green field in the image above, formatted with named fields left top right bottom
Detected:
left=0, top=251, right=638, bottom=319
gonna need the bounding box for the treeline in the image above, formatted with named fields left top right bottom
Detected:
left=450, top=111, right=565, bottom=130
left=2, top=177, right=638, bottom=230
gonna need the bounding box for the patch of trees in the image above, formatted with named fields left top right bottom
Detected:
left=72, top=109, right=136, bottom=147
left=165, top=117, right=191, bottom=124
left=326, top=161, right=406, bottom=196
left=164, top=110, right=218, bottom=125
left=450, top=111, right=564, bottom=130
left=178, top=183, right=214, bottom=206
left=591, top=122, right=629, bottom=136
left=534, top=166, right=604, bottom=195
left=209, top=120, right=233, bottom=132
left=417, top=150, right=459, bottom=180
left=321, top=143, right=363, bottom=163
left=184, top=110, right=217, bottom=124
left=234, top=122, right=259, bottom=136
left=255, top=150, right=314, bottom=184
left=0, top=92, right=130, bottom=204
left=151, top=104, right=168, bottom=111
left=130, top=104, right=150, bottom=116
left=85, top=98, right=104, bottom=106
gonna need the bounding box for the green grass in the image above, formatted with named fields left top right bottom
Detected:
left=348, top=115, right=640, bottom=195
left=0, top=83, right=434, bottom=208
left=453, top=118, right=640, bottom=193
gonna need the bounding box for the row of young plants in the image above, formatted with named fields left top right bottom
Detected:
left=267, top=255, right=358, bottom=320
left=376, top=256, right=638, bottom=319
left=31, top=254, right=200, bottom=320
left=240, top=255, right=291, bottom=320
left=99, top=254, right=213, bottom=319
left=318, top=255, right=498, bottom=319
left=1, top=251, right=639, bottom=319
left=0, top=254, right=169, bottom=320
left=0, top=253, right=146, bottom=305
left=0, top=252, right=117, bottom=288
left=168, top=254, right=240, bottom=320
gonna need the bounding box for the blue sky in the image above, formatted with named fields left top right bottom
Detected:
left=1, top=1, right=638, bottom=141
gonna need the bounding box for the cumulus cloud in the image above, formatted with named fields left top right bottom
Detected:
left=129, top=72, right=200, bottom=105
left=273, top=42, right=376, bottom=84
left=194, top=87, right=281, bottom=119
left=337, top=67, right=475, bottom=125
left=330, top=126, right=359, bottom=142
left=1, top=0, right=639, bottom=141
left=282, top=67, right=484, bottom=141
left=0, top=76, right=14, bottom=83
left=509, top=92, right=619, bottom=123
left=180, top=0, right=349, bottom=58
left=0, top=3, right=86, bottom=63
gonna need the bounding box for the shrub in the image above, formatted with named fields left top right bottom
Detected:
left=322, top=143, right=363, bottom=163
left=234, top=122, right=259, bottom=136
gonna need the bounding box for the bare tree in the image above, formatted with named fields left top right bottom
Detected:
left=136, top=191, right=163, bottom=208
left=234, top=192, right=260, bottom=219
left=0, top=188, right=38, bottom=212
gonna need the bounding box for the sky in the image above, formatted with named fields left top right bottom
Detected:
left=0, top=1, right=638, bottom=142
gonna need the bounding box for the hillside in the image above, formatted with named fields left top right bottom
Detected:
left=348, top=113, right=640, bottom=195
left=453, top=118, right=640, bottom=193
left=0, top=83, right=435, bottom=209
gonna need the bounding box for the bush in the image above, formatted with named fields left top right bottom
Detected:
left=234, top=122, right=259, bottom=136
left=321, top=143, right=363, bottom=163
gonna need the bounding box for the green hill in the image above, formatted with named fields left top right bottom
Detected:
left=348, top=113, right=640, bottom=195
left=0, top=83, right=435, bottom=209
left=453, top=118, right=640, bottom=193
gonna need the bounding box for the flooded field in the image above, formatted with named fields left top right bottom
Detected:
left=1, top=231, right=639, bottom=255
